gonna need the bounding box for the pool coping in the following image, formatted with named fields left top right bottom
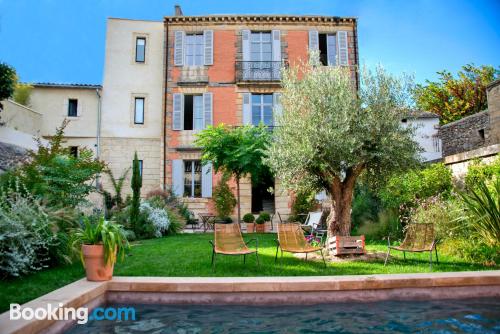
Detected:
left=1, top=270, right=499, bottom=334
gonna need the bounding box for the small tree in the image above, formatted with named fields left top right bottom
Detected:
left=0, top=62, right=17, bottom=122
left=130, top=152, right=142, bottom=232
left=13, top=83, right=33, bottom=107
left=267, top=62, right=420, bottom=236
left=414, top=64, right=499, bottom=125
left=102, top=167, right=130, bottom=214
left=195, top=124, right=271, bottom=224
left=212, top=173, right=237, bottom=219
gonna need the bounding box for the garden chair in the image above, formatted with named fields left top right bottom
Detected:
left=384, top=223, right=438, bottom=269
left=209, top=222, right=259, bottom=271
left=301, top=211, right=326, bottom=240
left=275, top=222, right=326, bottom=267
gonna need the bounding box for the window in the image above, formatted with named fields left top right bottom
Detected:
left=69, top=146, right=78, bottom=158
left=478, top=129, right=485, bottom=140
left=318, top=33, right=336, bottom=66
left=183, top=95, right=203, bottom=130
left=68, top=99, right=78, bottom=117
left=251, top=94, right=273, bottom=126
left=250, top=32, right=272, bottom=62
left=183, top=160, right=202, bottom=198
left=134, top=97, right=145, bottom=124
left=135, top=37, right=146, bottom=63
left=185, top=34, right=203, bottom=66
left=138, top=160, right=143, bottom=177
left=432, top=135, right=441, bottom=152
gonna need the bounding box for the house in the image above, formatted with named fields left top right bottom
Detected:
left=162, top=10, right=359, bottom=217
left=401, top=111, right=442, bottom=162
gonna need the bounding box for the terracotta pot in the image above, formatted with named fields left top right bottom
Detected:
left=246, top=223, right=255, bottom=233
left=265, top=221, right=272, bottom=232
left=82, top=244, right=115, bottom=281
left=255, top=224, right=265, bottom=233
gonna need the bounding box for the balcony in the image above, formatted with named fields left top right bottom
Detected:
left=235, top=61, right=286, bottom=83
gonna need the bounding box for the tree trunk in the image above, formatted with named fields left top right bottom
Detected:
left=236, top=175, right=241, bottom=225
left=326, top=166, right=363, bottom=237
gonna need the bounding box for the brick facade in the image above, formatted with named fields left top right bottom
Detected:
left=163, top=15, right=359, bottom=217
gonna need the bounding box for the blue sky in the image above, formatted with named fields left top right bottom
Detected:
left=0, top=0, right=498, bottom=85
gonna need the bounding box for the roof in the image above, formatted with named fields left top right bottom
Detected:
left=404, top=110, right=440, bottom=119
left=165, top=14, right=357, bottom=24
left=487, top=79, right=500, bottom=90
left=31, top=82, right=102, bottom=89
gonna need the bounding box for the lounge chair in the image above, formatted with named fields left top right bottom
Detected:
left=384, top=223, right=438, bottom=269
left=301, top=211, right=326, bottom=240
left=275, top=222, right=326, bottom=267
left=209, top=223, right=259, bottom=270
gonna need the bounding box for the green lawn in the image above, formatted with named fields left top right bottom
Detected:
left=0, top=233, right=495, bottom=312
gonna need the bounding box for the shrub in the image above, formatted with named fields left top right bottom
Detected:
left=139, top=202, right=170, bottom=238
left=13, top=83, right=33, bottom=107
left=255, top=216, right=265, bottom=225
left=291, top=190, right=317, bottom=222
left=355, top=209, right=401, bottom=241
left=212, top=175, right=236, bottom=218
left=258, top=212, right=271, bottom=222
left=351, top=184, right=381, bottom=231
left=242, top=213, right=255, bottom=223
left=0, top=188, right=58, bottom=277
left=464, top=155, right=500, bottom=188
left=458, top=178, right=499, bottom=248
left=145, top=188, right=192, bottom=224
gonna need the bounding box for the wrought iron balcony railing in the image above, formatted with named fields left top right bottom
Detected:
left=235, top=61, right=286, bottom=82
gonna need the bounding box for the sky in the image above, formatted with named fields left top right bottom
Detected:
left=0, top=0, right=498, bottom=85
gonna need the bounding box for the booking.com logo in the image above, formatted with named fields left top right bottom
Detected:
left=10, top=303, right=136, bottom=324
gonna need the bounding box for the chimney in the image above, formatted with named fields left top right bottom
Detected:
left=174, top=5, right=183, bottom=16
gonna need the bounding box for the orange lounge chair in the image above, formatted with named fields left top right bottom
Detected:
left=209, top=223, right=259, bottom=270
left=275, top=222, right=326, bottom=267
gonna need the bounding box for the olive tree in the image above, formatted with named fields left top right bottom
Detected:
left=266, top=62, right=420, bottom=236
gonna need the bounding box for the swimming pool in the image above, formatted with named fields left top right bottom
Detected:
left=67, top=297, right=500, bottom=333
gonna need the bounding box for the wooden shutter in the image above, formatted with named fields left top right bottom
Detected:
left=63, top=99, right=69, bottom=116
left=172, top=93, right=183, bottom=130
left=203, top=92, right=213, bottom=128
left=272, top=30, right=281, bottom=62
left=273, top=92, right=282, bottom=126
left=309, top=30, right=319, bottom=51
left=337, top=31, right=348, bottom=66
left=242, top=30, right=250, bottom=61
left=76, top=100, right=82, bottom=116
left=203, top=30, right=213, bottom=65
left=174, top=30, right=184, bottom=66
left=242, top=93, right=251, bottom=125
left=201, top=162, right=212, bottom=198
left=171, top=159, right=184, bottom=197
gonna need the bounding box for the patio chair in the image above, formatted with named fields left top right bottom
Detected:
left=384, top=223, right=439, bottom=269
left=209, top=223, right=259, bottom=270
left=275, top=222, right=326, bottom=267
left=301, top=211, right=326, bottom=240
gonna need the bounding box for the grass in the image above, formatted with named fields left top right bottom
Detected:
left=0, top=233, right=495, bottom=312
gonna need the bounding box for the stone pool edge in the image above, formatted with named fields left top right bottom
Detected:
left=1, top=271, right=499, bottom=334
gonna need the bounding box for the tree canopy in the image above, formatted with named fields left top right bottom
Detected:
left=266, top=61, right=421, bottom=235
left=195, top=124, right=271, bottom=222
left=0, top=62, right=17, bottom=121
left=414, top=64, right=499, bottom=125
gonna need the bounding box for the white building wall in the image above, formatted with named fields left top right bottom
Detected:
left=405, top=117, right=442, bottom=162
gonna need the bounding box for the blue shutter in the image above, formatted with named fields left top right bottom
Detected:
left=203, top=30, right=213, bottom=65
left=308, top=30, right=319, bottom=51
left=174, top=30, right=184, bottom=66
left=242, top=30, right=250, bottom=61
left=172, top=93, right=183, bottom=130
left=242, top=93, right=251, bottom=125
left=337, top=31, right=348, bottom=66
left=201, top=162, right=212, bottom=198
left=203, top=92, right=213, bottom=128
left=171, top=160, right=184, bottom=197
left=272, top=30, right=281, bottom=62
left=273, top=93, right=282, bottom=126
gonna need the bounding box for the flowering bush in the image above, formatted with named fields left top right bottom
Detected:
left=305, top=235, right=322, bottom=247
left=140, top=202, right=170, bottom=238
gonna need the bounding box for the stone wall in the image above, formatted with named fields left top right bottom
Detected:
left=487, top=80, right=500, bottom=145
left=439, top=110, right=490, bottom=157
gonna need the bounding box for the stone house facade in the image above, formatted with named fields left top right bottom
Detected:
left=163, top=14, right=359, bottom=217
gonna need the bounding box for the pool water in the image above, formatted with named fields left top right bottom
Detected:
left=68, top=298, right=500, bottom=334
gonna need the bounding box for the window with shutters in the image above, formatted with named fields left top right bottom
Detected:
left=134, top=97, right=145, bottom=124
left=183, top=95, right=203, bottom=130
left=318, top=33, right=337, bottom=66
left=68, top=99, right=78, bottom=117
left=135, top=37, right=146, bottom=63
left=69, top=146, right=78, bottom=158
left=250, top=32, right=272, bottom=62
left=251, top=94, right=273, bottom=126
left=184, top=160, right=202, bottom=198
left=185, top=34, right=203, bottom=66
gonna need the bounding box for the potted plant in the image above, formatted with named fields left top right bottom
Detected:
left=255, top=215, right=266, bottom=233
left=259, top=212, right=271, bottom=232
left=243, top=213, right=255, bottom=233
left=72, top=216, right=129, bottom=281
